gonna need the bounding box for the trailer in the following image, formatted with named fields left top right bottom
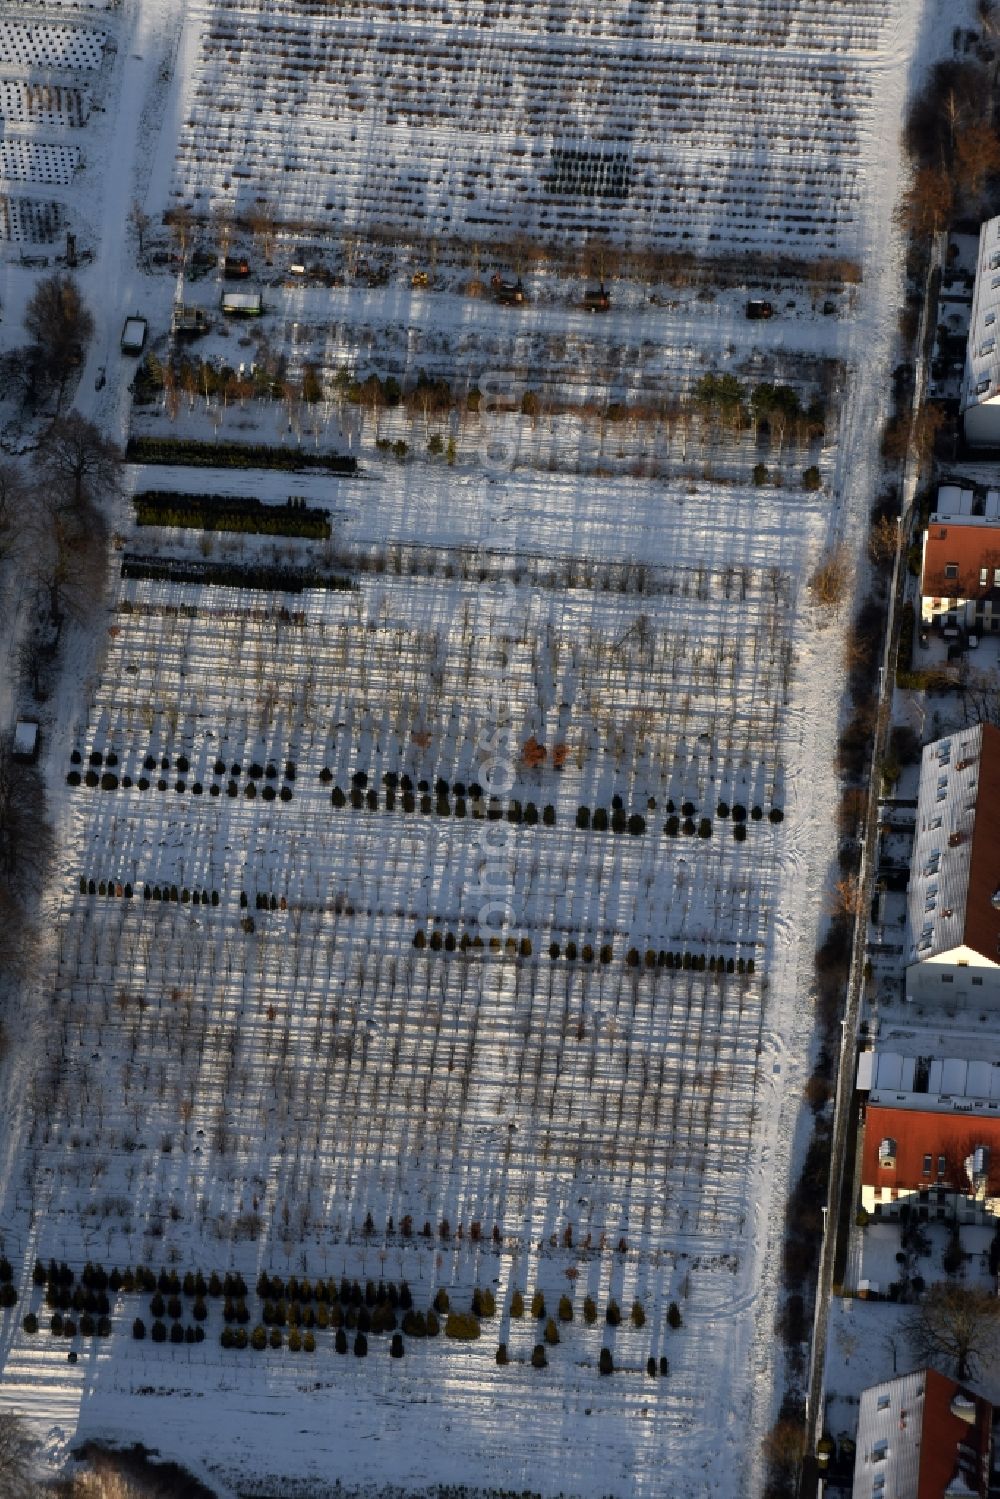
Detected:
left=12, top=718, right=39, bottom=764
left=745, top=299, right=774, bottom=321
left=221, top=290, right=263, bottom=317
left=120, top=315, right=147, bottom=355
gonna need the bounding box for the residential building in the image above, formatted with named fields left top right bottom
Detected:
left=860, top=1099, right=1000, bottom=1222
left=919, top=484, right=1000, bottom=634
left=962, top=213, right=1000, bottom=447
left=904, top=724, right=1000, bottom=1009
left=852, top=1367, right=994, bottom=1499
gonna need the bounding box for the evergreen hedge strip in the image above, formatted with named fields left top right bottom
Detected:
left=126, top=436, right=357, bottom=474
left=134, top=490, right=331, bottom=540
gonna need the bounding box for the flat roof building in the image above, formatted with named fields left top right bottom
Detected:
left=221, top=291, right=262, bottom=316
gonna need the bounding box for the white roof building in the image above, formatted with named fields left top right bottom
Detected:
left=903, top=724, right=1000, bottom=1008
left=221, top=291, right=262, bottom=315
left=932, top=484, right=1000, bottom=524
left=858, top=1047, right=1000, bottom=1113
left=963, top=215, right=1000, bottom=447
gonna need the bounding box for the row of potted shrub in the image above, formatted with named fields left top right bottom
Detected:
left=77, top=879, right=222, bottom=906
left=322, top=784, right=784, bottom=838
left=411, top=931, right=755, bottom=974
left=24, top=1312, right=110, bottom=1337
left=72, top=751, right=297, bottom=781
left=330, top=785, right=557, bottom=823
left=22, top=1260, right=684, bottom=1338
left=23, top=1312, right=673, bottom=1375
left=67, top=770, right=294, bottom=802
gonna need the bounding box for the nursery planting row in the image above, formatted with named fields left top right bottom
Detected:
left=67, top=768, right=296, bottom=801
left=172, top=0, right=886, bottom=255
left=0, top=139, right=80, bottom=186
left=134, top=490, right=332, bottom=541
left=0, top=80, right=87, bottom=128
left=0, top=18, right=106, bottom=71
left=0, top=194, right=65, bottom=244
left=121, top=554, right=354, bottom=593
left=125, top=435, right=357, bottom=472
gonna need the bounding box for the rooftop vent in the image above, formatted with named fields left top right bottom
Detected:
left=965, top=1146, right=990, bottom=1189
left=878, top=1138, right=896, bottom=1168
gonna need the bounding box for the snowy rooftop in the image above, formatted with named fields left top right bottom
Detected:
left=933, top=483, right=1000, bottom=524
left=904, top=724, right=996, bottom=966
left=859, top=1047, right=1000, bottom=1113
left=963, top=215, right=1000, bottom=413
left=853, top=1368, right=993, bottom=1499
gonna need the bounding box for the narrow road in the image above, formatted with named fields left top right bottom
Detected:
left=803, top=228, right=943, bottom=1467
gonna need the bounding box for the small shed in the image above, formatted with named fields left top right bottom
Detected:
left=121, top=315, right=147, bottom=354
left=13, top=718, right=39, bottom=763
left=582, top=284, right=611, bottom=312
left=221, top=290, right=263, bottom=317
left=171, top=304, right=210, bottom=338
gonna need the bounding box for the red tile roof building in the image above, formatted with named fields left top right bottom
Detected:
left=919, top=485, right=1000, bottom=629
left=860, top=1104, right=1000, bottom=1222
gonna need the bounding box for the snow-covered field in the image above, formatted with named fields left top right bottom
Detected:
left=0, top=0, right=959, bottom=1492
left=1, top=442, right=831, bottom=1499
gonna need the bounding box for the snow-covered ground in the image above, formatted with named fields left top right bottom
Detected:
left=172, top=0, right=889, bottom=259
left=0, top=0, right=967, bottom=1493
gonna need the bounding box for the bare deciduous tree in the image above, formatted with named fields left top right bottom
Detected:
left=32, top=413, right=122, bottom=514
left=248, top=200, right=277, bottom=262
left=0, top=461, right=25, bottom=565
left=23, top=274, right=94, bottom=405
left=128, top=198, right=152, bottom=258
left=0, top=1408, right=37, bottom=1499
left=954, top=121, right=1000, bottom=198
left=904, top=1283, right=1000, bottom=1380
left=808, top=546, right=850, bottom=608
left=167, top=205, right=195, bottom=265
left=898, top=165, right=954, bottom=239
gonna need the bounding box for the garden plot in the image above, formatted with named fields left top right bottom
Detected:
left=171, top=0, right=896, bottom=257
left=0, top=18, right=105, bottom=71
left=0, top=81, right=88, bottom=129
left=0, top=140, right=80, bottom=187
left=0, top=454, right=831, bottom=1495
left=6, top=0, right=112, bottom=9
